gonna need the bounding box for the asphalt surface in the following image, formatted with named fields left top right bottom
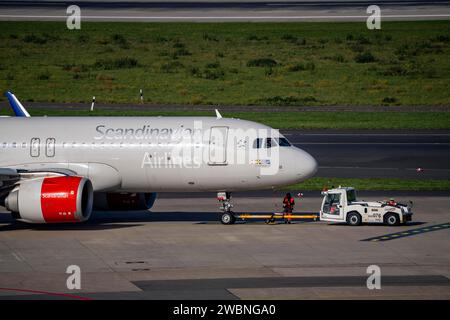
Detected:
left=0, top=194, right=449, bottom=299
left=2, top=101, right=450, bottom=112
left=0, top=0, right=449, bottom=21
left=284, top=130, right=450, bottom=180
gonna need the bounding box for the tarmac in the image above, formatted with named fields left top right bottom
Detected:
left=0, top=192, right=449, bottom=299
left=0, top=0, right=449, bottom=22
left=285, top=130, right=450, bottom=180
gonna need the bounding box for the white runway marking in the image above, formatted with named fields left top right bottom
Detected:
left=319, top=166, right=450, bottom=171
left=287, top=133, right=450, bottom=136
left=294, top=142, right=450, bottom=145
left=12, top=252, right=25, bottom=262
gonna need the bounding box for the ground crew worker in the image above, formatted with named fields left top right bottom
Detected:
left=283, top=193, right=295, bottom=224
left=266, top=193, right=296, bottom=224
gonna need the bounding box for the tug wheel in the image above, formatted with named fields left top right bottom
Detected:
left=385, top=213, right=400, bottom=226
left=221, top=212, right=236, bottom=225
left=347, top=212, right=362, bottom=226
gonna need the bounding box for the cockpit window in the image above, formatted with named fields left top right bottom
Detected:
left=253, top=138, right=277, bottom=149
left=276, top=137, right=292, bottom=147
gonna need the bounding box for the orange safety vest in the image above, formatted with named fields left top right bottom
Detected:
left=283, top=197, right=295, bottom=209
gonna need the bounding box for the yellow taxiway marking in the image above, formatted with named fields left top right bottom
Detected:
left=362, top=222, right=450, bottom=242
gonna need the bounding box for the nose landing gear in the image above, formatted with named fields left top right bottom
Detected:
left=217, top=192, right=236, bottom=225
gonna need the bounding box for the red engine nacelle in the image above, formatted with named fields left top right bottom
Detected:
left=5, top=176, right=93, bottom=223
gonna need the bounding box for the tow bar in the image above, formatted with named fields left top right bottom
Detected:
left=220, top=212, right=319, bottom=224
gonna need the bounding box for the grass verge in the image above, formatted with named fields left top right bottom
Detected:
left=282, top=177, right=450, bottom=191
left=0, top=21, right=449, bottom=106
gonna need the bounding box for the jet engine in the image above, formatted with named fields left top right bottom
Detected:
left=93, top=192, right=157, bottom=211
left=5, top=176, right=93, bottom=223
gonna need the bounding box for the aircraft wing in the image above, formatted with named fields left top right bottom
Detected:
left=0, top=168, right=20, bottom=202
left=0, top=167, right=77, bottom=203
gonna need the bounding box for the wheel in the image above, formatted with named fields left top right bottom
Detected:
left=220, top=212, right=236, bottom=225
left=346, top=212, right=362, bottom=226
left=384, top=213, right=400, bottom=226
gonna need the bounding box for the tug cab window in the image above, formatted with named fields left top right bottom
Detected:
left=346, top=189, right=357, bottom=204
left=323, top=193, right=341, bottom=215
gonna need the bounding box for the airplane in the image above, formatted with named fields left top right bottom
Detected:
left=0, top=91, right=318, bottom=225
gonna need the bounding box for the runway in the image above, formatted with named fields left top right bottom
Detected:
left=285, top=130, right=450, bottom=180
left=0, top=0, right=449, bottom=21
left=0, top=193, right=449, bottom=299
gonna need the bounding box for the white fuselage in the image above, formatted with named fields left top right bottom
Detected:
left=0, top=117, right=318, bottom=192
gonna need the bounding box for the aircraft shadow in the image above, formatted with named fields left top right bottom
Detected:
left=0, top=210, right=319, bottom=231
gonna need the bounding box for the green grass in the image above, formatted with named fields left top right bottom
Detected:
left=0, top=21, right=449, bottom=106
left=282, top=177, right=450, bottom=191
left=8, top=109, right=450, bottom=129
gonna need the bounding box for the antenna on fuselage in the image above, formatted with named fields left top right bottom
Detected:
left=90, top=96, right=95, bottom=111
left=215, top=109, right=222, bottom=119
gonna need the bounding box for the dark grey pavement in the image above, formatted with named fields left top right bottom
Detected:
left=1, top=193, right=449, bottom=300
left=2, top=275, right=449, bottom=299
left=284, top=130, right=450, bottom=180
left=0, top=0, right=449, bottom=21
left=1, top=102, right=450, bottom=113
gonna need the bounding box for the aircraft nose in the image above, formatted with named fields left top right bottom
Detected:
left=295, top=148, right=318, bottom=180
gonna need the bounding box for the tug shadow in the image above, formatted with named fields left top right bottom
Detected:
left=326, top=221, right=426, bottom=227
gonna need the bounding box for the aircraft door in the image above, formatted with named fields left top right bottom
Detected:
left=30, top=138, right=40, bottom=157
left=45, top=138, right=56, bottom=157
left=209, top=126, right=228, bottom=165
